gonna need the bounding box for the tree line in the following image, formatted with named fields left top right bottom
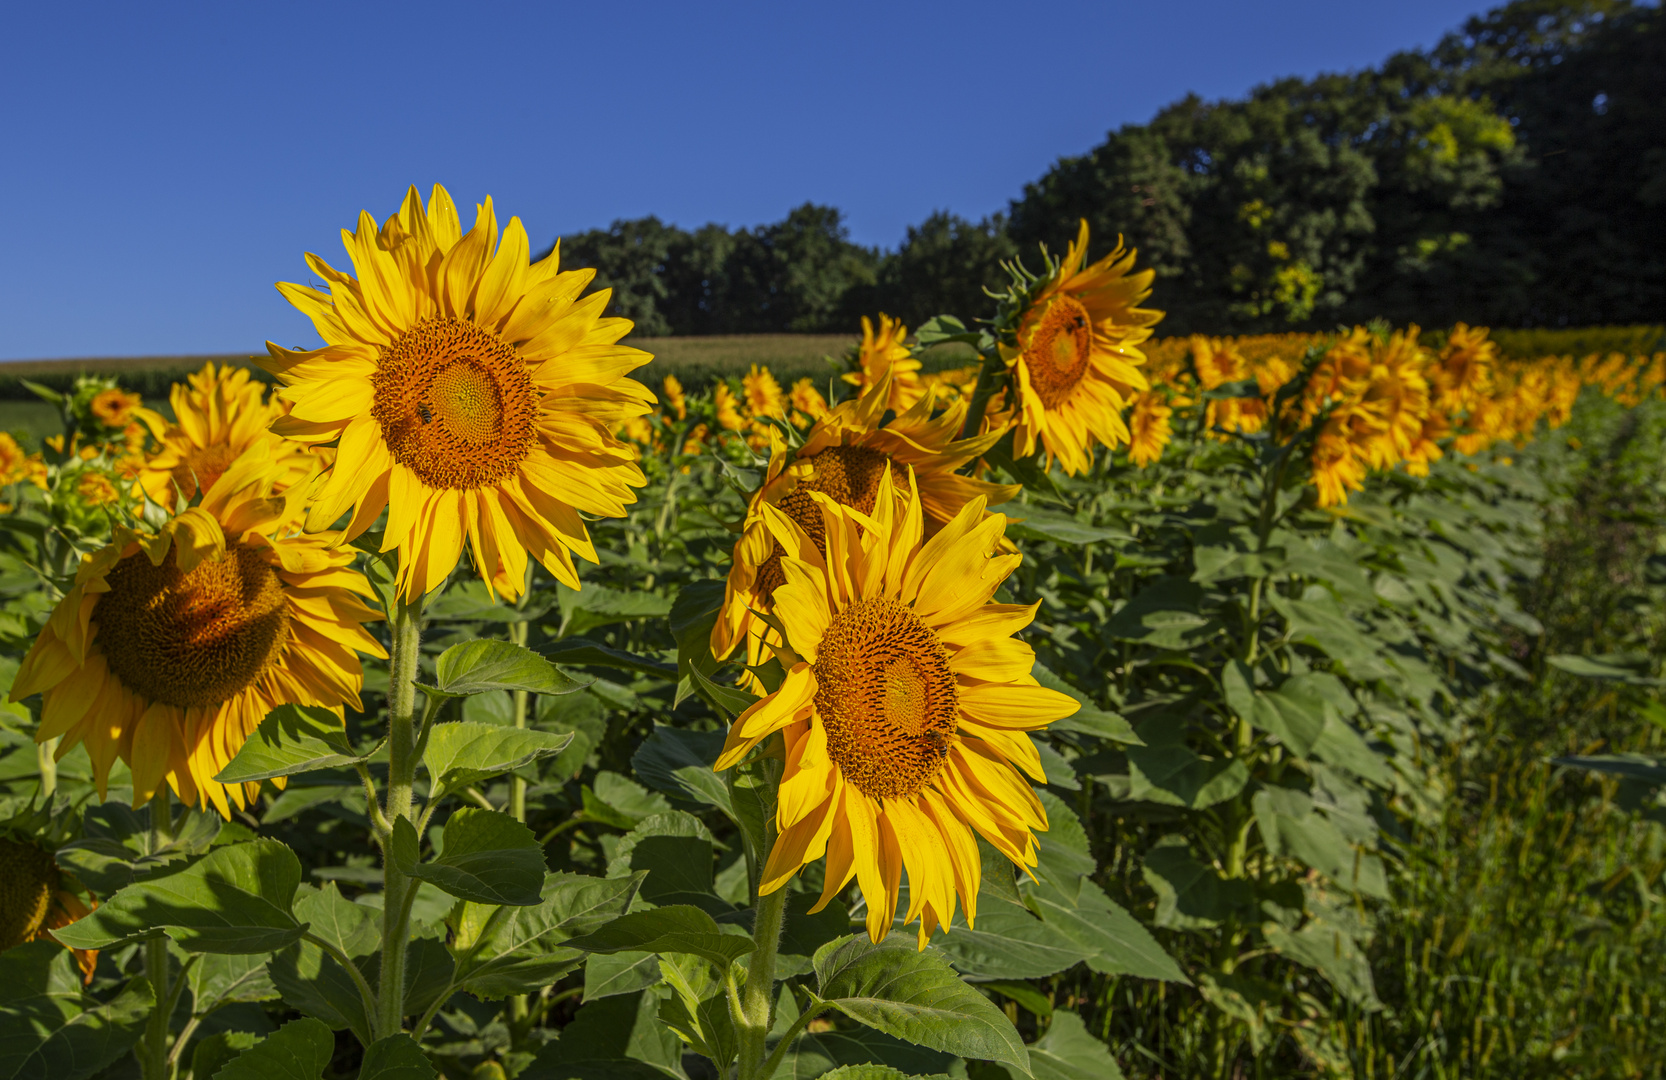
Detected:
left=546, top=0, right=1662, bottom=336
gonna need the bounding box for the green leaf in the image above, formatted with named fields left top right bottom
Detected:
left=215, top=705, right=374, bottom=784
left=1125, top=742, right=1249, bottom=810
left=561, top=906, right=755, bottom=968
left=358, top=1035, right=438, bottom=1080
left=670, top=579, right=726, bottom=709
left=191, top=1033, right=261, bottom=1080
left=53, top=839, right=304, bottom=954
left=583, top=952, right=662, bottom=1001
left=431, top=639, right=590, bottom=697
left=656, top=953, right=737, bottom=1071
left=989, top=1010, right=1126, bottom=1080
left=210, top=1017, right=333, bottom=1080
left=518, top=991, right=682, bottom=1080
left=456, top=872, right=641, bottom=999
left=1554, top=753, right=1666, bottom=786
left=1141, top=838, right=1254, bottom=930
left=811, top=935, right=1029, bottom=1074
left=292, top=882, right=379, bottom=959
left=1252, top=786, right=1388, bottom=899
left=190, top=952, right=279, bottom=1013
left=926, top=892, right=1088, bottom=980
left=817, top=1068, right=954, bottom=1080
left=630, top=726, right=733, bottom=814
left=1310, top=712, right=1393, bottom=786
left=267, top=941, right=371, bottom=1046
left=1202, top=379, right=1261, bottom=399
left=582, top=772, right=672, bottom=831
left=767, top=1025, right=956, bottom=1080
left=605, top=811, right=722, bottom=909
left=6, top=975, right=153, bottom=1080
left=1104, top=577, right=1219, bottom=650
left=1023, top=879, right=1187, bottom=984
left=422, top=721, right=574, bottom=798
left=1227, top=669, right=1327, bottom=757
left=543, top=638, right=677, bottom=678
left=1264, top=918, right=1381, bottom=1009
left=1031, top=791, right=1096, bottom=894
left=392, top=811, right=546, bottom=906
left=556, top=581, right=674, bottom=639
left=1005, top=507, right=1131, bottom=546
left=1547, top=652, right=1662, bottom=686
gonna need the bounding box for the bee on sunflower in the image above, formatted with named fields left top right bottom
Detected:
left=10, top=444, right=387, bottom=817
left=134, top=362, right=319, bottom=505
left=263, top=185, right=654, bottom=603
left=980, top=221, right=1163, bottom=476
left=715, top=468, right=1078, bottom=946
left=713, top=371, right=1018, bottom=681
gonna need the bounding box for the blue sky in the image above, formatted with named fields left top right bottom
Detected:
left=0, top=0, right=1494, bottom=360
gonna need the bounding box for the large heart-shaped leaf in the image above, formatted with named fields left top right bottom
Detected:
left=53, top=840, right=304, bottom=954
left=422, top=722, right=574, bottom=799
left=391, top=811, right=546, bottom=906
left=629, top=726, right=732, bottom=814
left=811, top=935, right=1029, bottom=1074
left=430, top=640, right=590, bottom=697
left=455, top=872, right=643, bottom=999
left=989, top=1010, right=1126, bottom=1080
left=1, top=960, right=153, bottom=1080
left=358, top=1035, right=438, bottom=1080
left=215, top=706, right=374, bottom=784
left=211, top=1017, right=333, bottom=1080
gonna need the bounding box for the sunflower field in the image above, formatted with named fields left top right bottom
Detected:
left=2, top=186, right=1664, bottom=1080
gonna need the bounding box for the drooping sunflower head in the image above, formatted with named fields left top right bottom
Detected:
left=714, top=467, right=1078, bottom=946
left=0, top=834, right=98, bottom=982
left=712, top=372, right=1019, bottom=676
left=12, top=445, right=387, bottom=816
left=264, top=185, right=654, bottom=602
left=135, top=363, right=319, bottom=506
left=1000, top=221, right=1163, bottom=476
left=844, top=314, right=924, bottom=414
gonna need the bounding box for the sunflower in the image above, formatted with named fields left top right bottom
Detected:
left=844, top=315, right=924, bottom=414
left=135, top=363, right=319, bottom=505
left=89, top=388, right=144, bottom=430
left=715, top=469, right=1077, bottom=946
left=0, top=836, right=98, bottom=983
left=264, top=185, right=653, bottom=603
left=999, top=221, right=1163, bottom=475
left=663, top=375, right=688, bottom=422
left=789, top=377, right=829, bottom=426
left=1126, top=391, right=1173, bottom=468
left=11, top=446, right=387, bottom=817
left=713, top=371, right=1018, bottom=677
left=1191, top=335, right=1267, bottom=438
left=743, top=365, right=786, bottom=419
left=1432, top=323, right=1495, bottom=415
left=715, top=383, right=748, bottom=433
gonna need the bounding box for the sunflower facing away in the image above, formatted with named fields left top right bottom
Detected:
left=11, top=446, right=387, bottom=816
left=713, top=371, right=1018, bottom=678
left=135, top=362, right=319, bottom=505
left=1001, top=221, right=1163, bottom=475
left=264, top=185, right=653, bottom=602
left=0, top=835, right=97, bottom=983
left=844, top=314, right=924, bottom=414
left=715, top=469, right=1078, bottom=945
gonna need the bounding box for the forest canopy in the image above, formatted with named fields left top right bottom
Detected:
left=549, top=0, right=1662, bottom=336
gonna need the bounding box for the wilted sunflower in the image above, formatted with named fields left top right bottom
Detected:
left=0, top=836, right=97, bottom=983
left=1000, top=221, right=1163, bottom=475
left=265, top=185, right=653, bottom=602
left=135, top=362, right=318, bottom=505
left=716, top=470, right=1077, bottom=946
left=713, top=371, right=1018, bottom=677
left=11, top=446, right=387, bottom=816
left=844, top=314, right=924, bottom=414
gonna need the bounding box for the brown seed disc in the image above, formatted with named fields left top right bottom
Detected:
left=94, top=539, right=290, bottom=709
left=0, top=838, right=58, bottom=950
left=370, top=317, right=538, bottom=489
left=812, top=596, right=958, bottom=800
left=754, top=445, right=890, bottom=600
left=1023, top=295, right=1094, bottom=409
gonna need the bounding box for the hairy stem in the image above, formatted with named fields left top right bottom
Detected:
left=376, top=593, right=425, bottom=1039
left=958, top=346, right=1008, bottom=443
left=734, top=884, right=790, bottom=1080
left=141, top=793, right=173, bottom=1080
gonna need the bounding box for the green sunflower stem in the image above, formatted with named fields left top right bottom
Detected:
left=958, top=345, right=1009, bottom=443
left=141, top=792, right=172, bottom=1080
left=735, top=883, right=789, bottom=1080
left=508, top=613, right=531, bottom=1027
left=377, top=592, right=426, bottom=1039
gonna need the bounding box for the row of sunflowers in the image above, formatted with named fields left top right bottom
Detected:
left=0, top=185, right=1661, bottom=1080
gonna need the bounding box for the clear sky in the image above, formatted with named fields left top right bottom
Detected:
left=0, top=0, right=1494, bottom=360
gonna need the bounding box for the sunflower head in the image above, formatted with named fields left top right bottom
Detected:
left=844, top=315, right=924, bottom=414
left=995, top=221, right=1164, bottom=475
left=265, top=185, right=653, bottom=602
left=714, top=467, right=1077, bottom=946
left=0, top=810, right=98, bottom=984
left=12, top=444, right=386, bottom=816
left=713, top=372, right=1019, bottom=679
